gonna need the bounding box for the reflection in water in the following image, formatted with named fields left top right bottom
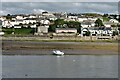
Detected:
left=2, top=55, right=118, bottom=78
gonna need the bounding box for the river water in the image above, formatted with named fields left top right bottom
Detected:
left=2, top=55, right=118, bottom=78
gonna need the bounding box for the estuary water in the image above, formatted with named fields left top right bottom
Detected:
left=2, top=55, right=118, bottom=78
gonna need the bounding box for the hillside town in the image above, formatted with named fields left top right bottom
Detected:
left=0, top=11, right=120, bottom=40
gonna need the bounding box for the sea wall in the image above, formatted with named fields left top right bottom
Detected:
left=1, top=36, right=119, bottom=41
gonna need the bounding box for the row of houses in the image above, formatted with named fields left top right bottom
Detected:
left=1, top=12, right=119, bottom=28
left=53, top=27, right=119, bottom=36
left=0, top=12, right=120, bottom=36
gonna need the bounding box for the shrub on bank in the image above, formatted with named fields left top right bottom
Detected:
left=2, top=28, right=35, bottom=35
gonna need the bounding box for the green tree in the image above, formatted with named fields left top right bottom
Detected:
left=54, top=19, right=65, bottom=26
left=103, top=14, right=108, bottom=17
left=19, top=23, right=24, bottom=28
left=28, top=22, right=32, bottom=28
left=112, top=30, right=118, bottom=36
left=66, top=21, right=81, bottom=33
left=95, top=18, right=104, bottom=27
left=48, top=19, right=82, bottom=33
left=48, top=19, right=66, bottom=32
left=117, top=24, right=120, bottom=27
left=111, top=24, right=117, bottom=27
left=6, top=14, right=12, bottom=21
left=85, top=31, right=91, bottom=36
left=48, top=25, right=56, bottom=32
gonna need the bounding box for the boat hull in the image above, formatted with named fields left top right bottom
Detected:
left=52, top=50, right=64, bottom=56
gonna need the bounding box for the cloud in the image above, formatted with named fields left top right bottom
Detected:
left=72, top=3, right=81, bottom=6
left=1, top=2, right=118, bottom=15
left=0, top=10, right=9, bottom=15
left=33, top=9, right=47, bottom=14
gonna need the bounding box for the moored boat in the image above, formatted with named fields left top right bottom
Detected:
left=52, top=50, right=64, bottom=55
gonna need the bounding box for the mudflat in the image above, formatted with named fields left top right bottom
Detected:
left=2, top=40, right=118, bottom=55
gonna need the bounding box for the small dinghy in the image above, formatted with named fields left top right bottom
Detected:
left=52, top=50, right=64, bottom=56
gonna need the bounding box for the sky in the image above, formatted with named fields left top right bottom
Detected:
left=0, top=2, right=119, bottom=15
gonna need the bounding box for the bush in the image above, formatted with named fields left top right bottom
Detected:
left=85, top=31, right=91, bottom=36
left=2, top=28, right=13, bottom=34
left=112, top=31, right=118, bottom=36
left=2, top=28, right=35, bottom=35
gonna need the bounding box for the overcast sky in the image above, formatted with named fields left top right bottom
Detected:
left=0, top=2, right=119, bottom=15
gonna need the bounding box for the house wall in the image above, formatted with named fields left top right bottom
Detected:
left=81, top=28, right=113, bottom=36
left=81, top=24, right=90, bottom=28
left=81, top=23, right=95, bottom=28
left=104, top=24, right=111, bottom=27
left=37, top=26, right=48, bottom=33
left=78, top=18, right=87, bottom=22
left=14, top=26, right=21, bottom=28
left=56, top=29, right=77, bottom=33
left=24, top=20, right=36, bottom=24
left=110, top=19, right=119, bottom=23
left=2, top=21, right=13, bottom=28
left=16, top=16, right=24, bottom=20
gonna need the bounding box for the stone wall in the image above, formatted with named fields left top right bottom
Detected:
left=2, top=36, right=119, bottom=41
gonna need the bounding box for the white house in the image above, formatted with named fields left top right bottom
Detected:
left=81, top=27, right=112, bottom=36
left=16, top=15, right=24, bottom=20
left=42, top=12, right=55, bottom=17
left=56, top=28, right=77, bottom=33
left=78, top=18, right=88, bottom=22
left=29, top=15, right=36, bottom=18
left=89, top=27, right=112, bottom=36
left=68, top=16, right=78, bottom=21
left=40, top=19, right=50, bottom=25
left=0, top=17, right=6, bottom=21
left=103, top=22, right=117, bottom=28
left=78, top=17, right=98, bottom=22
left=2, top=20, right=13, bottom=28
left=30, top=24, right=37, bottom=28
left=14, top=20, right=24, bottom=25
left=109, top=19, right=119, bottom=24
left=23, top=19, right=36, bottom=24
left=88, top=18, right=98, bottom=21
left=81, top=28, right=89, bottom=36
left=14, top=25, right=21, bottom=28
left=0, top=32, right=5, bottom=35
left=48, top=16, right=57, bottom=21
left=81, top=20, right=95, bottom=28
left=37, top=26, right=49, bottom=33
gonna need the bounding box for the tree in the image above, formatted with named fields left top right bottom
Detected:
left=85, top=31, right=91, bottom=36
left=66, top=21, right=81, bottom=33
left=48, top=19, right=82, bottom=33
left=48, top=19, right=66, bottom=32
left=111, top=24, right=117, bottom=27
left=6, top=14, right=12, bottom=20
left=112, top=30, right=118, bottom=36
left=48, top=25, right=56, bottom=32
left=103, top=14, right=108, bottom=17
left=117, top=24, right=120, bottom=27
left=28, top=22, right=32, bottom=28
left=54, top=19, right=65, bottom=26
left=95, top=18, right=104, bottom=27
left=19, top=23, right=23, bottom=28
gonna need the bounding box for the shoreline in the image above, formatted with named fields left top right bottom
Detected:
left=2, top=40, right=118, bottom=55
left=1, top=36, right=119, bottom=43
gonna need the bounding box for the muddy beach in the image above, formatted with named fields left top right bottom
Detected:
left=2, top=40, right=118, bottom=55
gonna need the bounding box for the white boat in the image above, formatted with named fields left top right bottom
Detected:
left=52, top=50, right=64, bottom=55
